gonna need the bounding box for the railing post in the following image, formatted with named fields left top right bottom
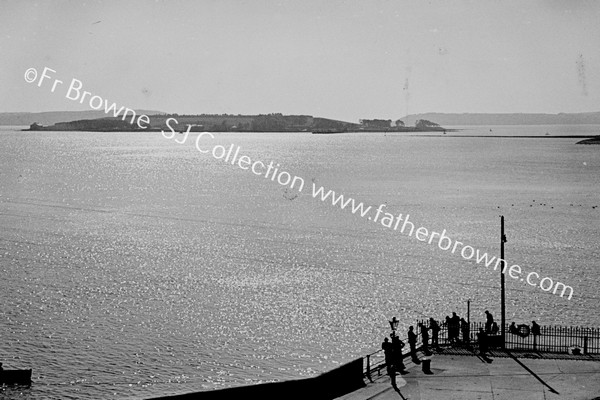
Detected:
left=584, top=336, right=588, bottom=355
left=366, top=355, right=372, bottom=382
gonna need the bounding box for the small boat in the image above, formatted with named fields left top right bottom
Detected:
left=0, top=369, right=32, bottom=385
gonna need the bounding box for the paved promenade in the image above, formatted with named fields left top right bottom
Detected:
left=337, top=352, right=600, bottom=400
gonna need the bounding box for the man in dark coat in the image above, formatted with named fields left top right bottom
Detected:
left=419, top=322, right=431, bottom=355
left=407, top=326, right=420, bottom=363
left=391, top=334, right=406, bottom=372
left=531, top=321, right=541, bottom=350
left=382, top=337, right=397, bottom=387
left=450, top=312, right=461, bottom=344
left=485, top=310, right=494, bottom=333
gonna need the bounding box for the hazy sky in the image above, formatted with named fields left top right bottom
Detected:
left=1, top=0, right=599, bottom=122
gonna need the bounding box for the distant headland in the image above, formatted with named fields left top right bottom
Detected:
left=401, top=111, right=600, bottom=126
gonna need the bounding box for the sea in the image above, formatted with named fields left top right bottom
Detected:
left=0, top=124, right=599, bottom=399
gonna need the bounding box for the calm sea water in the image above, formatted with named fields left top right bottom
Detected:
left=1, top=125, right=599, bottom=399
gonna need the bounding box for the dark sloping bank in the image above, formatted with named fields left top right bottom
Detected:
left=146, top=358, right=365, bottom=400
left=576, top=136, right=600, bottom=144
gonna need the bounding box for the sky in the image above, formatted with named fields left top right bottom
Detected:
left=1, top=0, right=599, bottom=122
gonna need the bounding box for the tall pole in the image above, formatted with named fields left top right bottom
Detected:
left=467, top=299, right=470, bottom=326
left=500, top=216, right=506, bottom=348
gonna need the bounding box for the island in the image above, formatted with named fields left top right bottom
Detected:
left=22, top=114, right=447, bottom=133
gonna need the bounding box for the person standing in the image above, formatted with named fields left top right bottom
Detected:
left=450, top=312, right=461, bottom=344
left=531, top=321, right=541, bottom=336
left=382, top=337, right=397, bottom=388
left=531, top=321, right=541, bottom=351
left=485, top=310, right=494, bottom=333
left=407, top=326, right=420, bottom=363
left=419, top=322, right=431, bottom=355
left=444, top=315, right=452, bottom=343
left=391, top=334, right=406, bottom=372
left=460, top=318, right=470, bottom=347
left=429, top=318, right=440, bottom=350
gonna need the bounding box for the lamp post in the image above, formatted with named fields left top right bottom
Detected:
left=467, top=299, right=471, bottom=326
left=500, top=216, right=507, bottom=349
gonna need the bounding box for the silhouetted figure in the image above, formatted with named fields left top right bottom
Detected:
left=382, top=337, right=393, bottom=355
left=509, top=322, right=518, bottom=335
left=429, top=318, right=440, bottom=350
left=0, top=362, right=3, bottom=372
left=450, top=312, right=461, bottom=344
left=419, top=322, right=431, bottom=355
left=382, top=337, right=397, bottom=387
left=477, top=328, right=488, bottom=356
left=491, top=321, right=499, bottom=335
left=391, top=334, right=406, bottom=373
left=531, top=321, right=541, bottom=351
left=444, top=315, right=451, bottom=343
left=485, top=310, right=494, bottom=333
left=460, top=318, right=470, bottom=347
left=407, top=326, right=420, bottom=363
left=531, top=321, right=541, bottom=336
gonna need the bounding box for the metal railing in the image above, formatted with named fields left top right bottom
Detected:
left=417, top=319, right=600, bottom=355
left=364, top=320, right=600, bottom=379
left=363, top=332, right=425, bottom=381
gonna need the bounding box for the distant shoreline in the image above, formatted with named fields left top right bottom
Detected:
left=4, top=110, right=600, bottom=127
left=410, top=135, right=599, bottom=139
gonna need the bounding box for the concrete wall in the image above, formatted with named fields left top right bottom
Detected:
left=147, top=357, right=365, bottom=400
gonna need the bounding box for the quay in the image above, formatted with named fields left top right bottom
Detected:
left=148, top=321, right=600, bottom=400
left=341, top=351, right=600, bottom=400
left=350, top=320, right=600, bottom=400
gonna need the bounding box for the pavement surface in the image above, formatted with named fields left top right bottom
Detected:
left=336, top=352, right=600, bottom=400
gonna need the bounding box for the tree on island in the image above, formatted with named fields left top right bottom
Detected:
left=415, top=119, right=440, bottom=128
left=359, top=119, right=392, bottom=128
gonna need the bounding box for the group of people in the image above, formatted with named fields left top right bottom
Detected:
left=509, top=320, right=541, bottom=336
left=444, top=312, right=472, bottom=345
left=383, top=311, right=498, bottom=358
left=381, top=333, right=407, bottom=388
left=381, top=314, right=545, bottom=376
left=420, top=312, right=476, bottom=350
